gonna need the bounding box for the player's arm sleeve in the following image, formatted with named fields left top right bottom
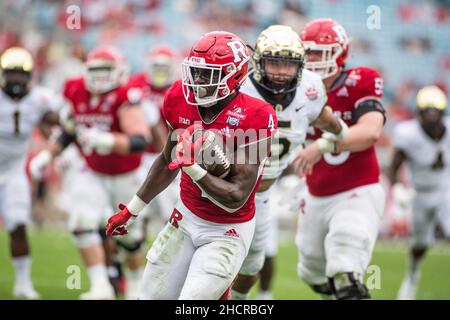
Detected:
left=352, top=69, right=386, bottom=124
left=118, top=87, right=144, bottom=110
left=36, top=87, right=64, bottom=118
left=62, top=80, right=73, bottom=102
left=141, top=99, right=161, bottom=127
left=392, top=124, right=410, bottom=153
left=307, top=82, right=328, bottom=123
left=35, top=88, right=65, bottom=139
left=161, top=85, right=176, bottom=130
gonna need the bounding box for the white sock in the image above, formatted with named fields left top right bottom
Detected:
left=13, top=256, right=32, bottom=289
left=126, top=267, right=143, bottom=281
left=107, top=266, right=119, bottom=279
left=87, top=264, right=109, bottom=288
left=231, top=289, right=249, bottom=300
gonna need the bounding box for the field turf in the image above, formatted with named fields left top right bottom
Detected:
left=1, top=229, right=449, bottom=300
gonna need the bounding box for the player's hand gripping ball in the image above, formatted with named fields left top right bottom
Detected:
left=169, top=124, right=231, bottom=178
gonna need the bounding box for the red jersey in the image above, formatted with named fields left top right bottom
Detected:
left=162, top=80, right=278, bottom=224
left=306, top=67, right=384, bottom=196
left=63, top=77, right=144, bottom=175
left=128, top=72, right=169, bottom=154
left=128, top=72, right=168, bottom=109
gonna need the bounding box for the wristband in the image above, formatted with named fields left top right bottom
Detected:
left=335, top=118, right=349, bottom=141
left=182, top=163, right=207, bottom=181
left=317, top=138, right=335, bottom=154
left=127, top=195, right=147, bottom=216
left=129, top=135, right=148, bottom=153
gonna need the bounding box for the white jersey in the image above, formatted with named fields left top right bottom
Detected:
left=0, top=86, right=60, bottom=179
left=393, top=117, right=450, bottom=191
left=240, top=69, right=327, bottom=179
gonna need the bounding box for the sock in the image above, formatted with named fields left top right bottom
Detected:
left=231, top=289, right=249, bottom=300
left=12, top=256, right=32, bottom=289
left=125, top=267, right=144, bottom=299
left=107, top=266, right=119, bottom=279
left=87, top=264, right=110, bottom=288
left=126, top=267, right=144, bottom=281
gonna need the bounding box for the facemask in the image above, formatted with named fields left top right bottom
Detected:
left=2, top=81, right=29, bottom=100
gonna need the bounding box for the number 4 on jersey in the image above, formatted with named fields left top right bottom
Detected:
left=268, top=114, right=275, bottom=132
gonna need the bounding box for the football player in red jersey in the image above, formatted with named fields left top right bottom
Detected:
left=105, top=31, right=278, bottom=300
left=294, top=19, right=387, bottom=299
left=30, top=45, right=151, bottom=299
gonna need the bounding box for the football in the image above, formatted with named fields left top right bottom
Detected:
left=192, top=129, right=232, bottom=178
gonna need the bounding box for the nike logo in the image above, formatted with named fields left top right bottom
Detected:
left=295, top=104, right=305, bottom=112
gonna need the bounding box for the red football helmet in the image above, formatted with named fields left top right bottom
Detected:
left=146, top=45, right=178, bottom=89
left=85, top=45, right=129, bottom=94
left=181, top=31, right=250, bottom=107
left=300, top=18, right=350, bottom=79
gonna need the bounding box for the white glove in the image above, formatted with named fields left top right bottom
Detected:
left=77, top=127, right=115, bottom=156
left=30, top=150, right=52, bottom=181
left=321, top=118, right=349, bottom=142
left=392, top=183, right=416, bottom=208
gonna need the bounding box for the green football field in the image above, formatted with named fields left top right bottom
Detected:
left=1, top=228, right=449, bottom=300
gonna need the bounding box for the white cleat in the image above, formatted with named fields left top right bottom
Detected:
left=256, top=291, right=273, bottom=300
left=79, top=282, right=116, bottom=300
left=13, top=286, right=41, bottom=300
left=397, top=277, right=418, bottom=300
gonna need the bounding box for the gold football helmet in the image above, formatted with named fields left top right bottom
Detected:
left=416, top=85, right=447, bottom=111
left=0, top=47, right=34, bottom=99
left=252, top=25, right=306, bottom=94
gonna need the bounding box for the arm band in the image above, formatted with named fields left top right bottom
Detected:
left=57, top=131, right=76, bottom=149
left=129, top=135, right=149, bottom=153
left=352, top=99, right=386, bottom=124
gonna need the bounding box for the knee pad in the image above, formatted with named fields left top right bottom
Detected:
left=117, top=239, right=145, bottom=254
left=98, top=227, right=108, bottom=242
left=329, top=272, right=370, bottom=300
left=116, top=222, right=146, bottom=254
left=72, top=230, right=102, bottom=248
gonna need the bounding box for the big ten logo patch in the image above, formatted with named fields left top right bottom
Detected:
left=169, top=209, right=183, bottom=228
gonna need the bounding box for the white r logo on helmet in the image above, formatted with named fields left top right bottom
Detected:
left=332, top=25, right=348, bottom=45
left=227, top=41, right=248, bottom=63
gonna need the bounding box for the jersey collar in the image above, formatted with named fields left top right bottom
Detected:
left=249, top=75, right=296, bottom=112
